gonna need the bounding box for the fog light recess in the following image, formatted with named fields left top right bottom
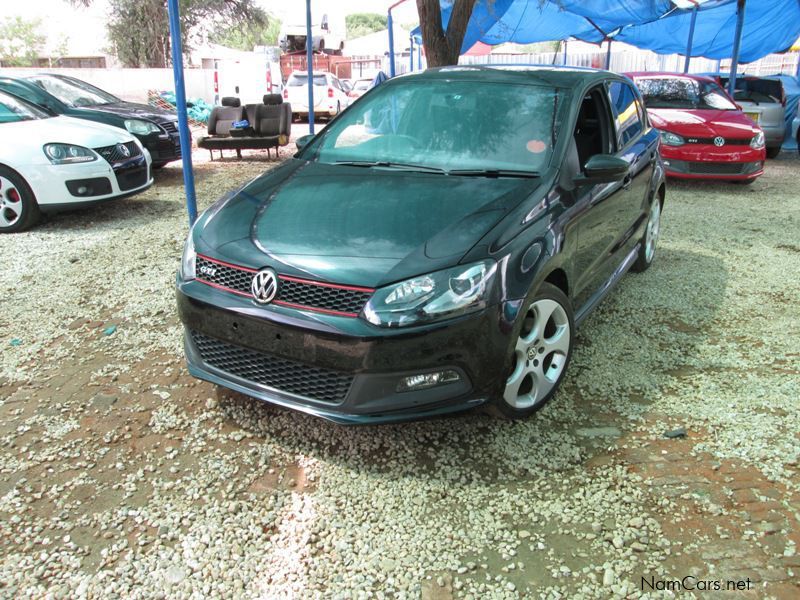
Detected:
left=397, top=370, right=461, bottom=392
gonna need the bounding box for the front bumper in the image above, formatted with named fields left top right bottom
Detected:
left=138, top=130, right=182, bottom=164
left=761, top=124, right=786, bottom=148
left=22, top=155, right=153, bottom=210
left=176, top=280, right=512, bottom=424
left=660, top=144, right=765, bottom=180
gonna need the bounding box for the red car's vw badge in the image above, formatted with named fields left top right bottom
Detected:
left=713, top=136, right=725, bottom=146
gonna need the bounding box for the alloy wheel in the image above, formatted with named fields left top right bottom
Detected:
left=645, top=200, right=661, bottom=263
left=503, top=298, right=571, bottom=410
left=0, top=175, right=23, bottom=229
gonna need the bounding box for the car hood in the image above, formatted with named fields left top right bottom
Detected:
left=198, top=160, right=541, bottom=287
left=1, top=115, right=135, bottom=150
left=647, top=108, right=760, bottom=138
left=73, top=101, right=177, bottom=124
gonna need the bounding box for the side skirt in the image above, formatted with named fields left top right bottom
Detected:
left=574, top=243, right=640, bottom=327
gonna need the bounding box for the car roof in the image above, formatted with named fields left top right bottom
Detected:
left=0, top=75, right=39, bottom=88
left=398, top=64, right=622, bottom=89
left=625, top=71, right=717, bottom=84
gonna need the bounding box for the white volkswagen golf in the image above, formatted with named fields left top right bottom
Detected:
left=0, top=90, right=153, bottom=232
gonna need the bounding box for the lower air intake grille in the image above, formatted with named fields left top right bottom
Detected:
left=191, top=331, right=353, bottom=403
left=686, top=161, right=759, bottom=175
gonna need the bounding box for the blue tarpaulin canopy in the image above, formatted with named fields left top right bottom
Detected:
left=411, top=1, right=800, bottom=62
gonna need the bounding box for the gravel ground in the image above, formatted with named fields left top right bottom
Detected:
left=0, top=148, right=798, bottom=599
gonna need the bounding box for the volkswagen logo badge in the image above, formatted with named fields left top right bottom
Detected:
left=713, top=136, right=725, bottom=147
left=118, top=143, right=131, bottom=157
left=251, top=268, right=278, bottom=304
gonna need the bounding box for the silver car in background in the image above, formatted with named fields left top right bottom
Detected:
left=719, top=76, right=786, bottom=158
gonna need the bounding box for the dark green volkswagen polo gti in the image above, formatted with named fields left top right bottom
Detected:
left=177, top=65, right=665, bottom=424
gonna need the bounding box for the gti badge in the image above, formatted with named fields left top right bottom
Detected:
left=198, top=264, right=217, bottom=277
left=251, top=268, right=279, bottom=304
left=713, top=136, right=725, bottom=147
left=117, top=143, right=131, bottom=157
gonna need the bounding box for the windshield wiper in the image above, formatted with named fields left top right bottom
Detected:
left=449, top=168, right=540, bottom=179
left=334, top=160, right=447, bottom=174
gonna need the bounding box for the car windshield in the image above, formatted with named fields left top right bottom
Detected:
left=0, top=92, right=49, bottom=123
left=354, top=80, right=371, bottom=91
left=26, top=75, right=120, bottom=108
left=288, top=74, right=327, bottom=87
left=636, top=77, right=737, bottom=110
left=306, top=78, right=566, bottom=174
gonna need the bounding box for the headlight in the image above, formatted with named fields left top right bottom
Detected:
left=43, top=143, right=97, bottom=165
left=124, top=119, right=160, bottom=135
left=363, top=260, right=496, bottom=328
left=750, top=130, right=765, bottom=149
left=181, top=230, right=196, bottom=280
left=659, top=131, right=684, bottom=146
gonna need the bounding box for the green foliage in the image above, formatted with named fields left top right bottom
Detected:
left=346, top=13, right=388, bottom=40
left=209, top=15, right=281, bottom=51
left=77, top=0, right=268, bottom=67
left=0, top=17, right=46, bottom=67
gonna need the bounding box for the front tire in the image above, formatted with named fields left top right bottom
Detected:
left=631, top=196, right=661, bottom=273
left=0, top=166, right=40, bottom=233
left=765, top=147, right=781, bottom=159
left=491, top=282, right=574, bottom=419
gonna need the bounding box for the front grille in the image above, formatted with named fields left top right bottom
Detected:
left=94, top=141, right=142, bottom=164
left=196, top=256, right=255, bottom=296
left=195, top=254, right=374, bottom=316
left=686, top=161, right=757, bottom=175
left=278, top=277, right=373, bottom=314
left=684, top=137, right=752, bottom=146
left=191, top=331, right=353, bottom=403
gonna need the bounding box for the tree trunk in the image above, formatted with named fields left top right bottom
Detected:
left=416, top=0, right=477, bottom=67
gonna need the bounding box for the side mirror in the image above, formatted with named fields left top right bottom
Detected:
left=295, top=134, right=314, bottom=152
left=576, top=154, right=629, bottom=185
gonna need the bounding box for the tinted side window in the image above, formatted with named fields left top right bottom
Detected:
left=607, top=81, right=644, bottom=148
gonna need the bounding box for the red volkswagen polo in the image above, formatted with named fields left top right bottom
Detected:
left=627, top=72, right=765, bottom=183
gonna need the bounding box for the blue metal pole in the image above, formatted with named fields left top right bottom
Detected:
left=563, top=40, right=568, bottom=65
left=684, top=6, right=698, bottom=73
left=166, top=0, right=197, bottom=225
left=728, top=0, right=746, bottom=97
left=388, top=11, right=396, bottom=77
left=305, top=0, right=314, bottom=134
left=409, top=36, right=414, bottom=72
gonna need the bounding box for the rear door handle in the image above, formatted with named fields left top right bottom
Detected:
left=622, top=174, right=632, bottom=190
